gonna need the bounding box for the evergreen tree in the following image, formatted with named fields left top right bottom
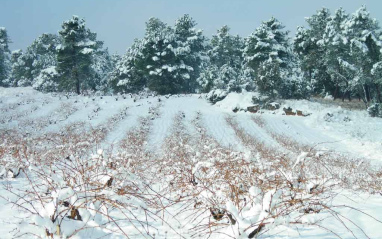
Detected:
left=198, top=25, right=251, bottom=93
left=91, top=47, right=114, bottom=92
left=197, top=64, right=218, bottom=93
left=343, top=6, right=381, bottom=104
left=294, top=8, right=332, bottom=96
left=0, top=27, right=11, bottom=87
left=109, top=38, right=147, bottom=93
left=112, top=15, right=207, bottom=95
left=12, top=33, right=61, bottom=87
left=143, top=17, right=179, bottom=94
left=244, top=17, right=293, bottom=97
left=279, top=56, right=311, bottom=99
left=256, top=60, right=281, bottom=98
left=322, top=8, right=351, bottom=100
left=10, top=49, right=26, bottom=86
left=171, top=14, right=207, bottom=93
left=372, top=61, right=382, bottom=103
left=57, top=16, right=100, bottom=94
left=209, top=25, right=243, bottom=68
left=11, top=50, right=32, bottom=86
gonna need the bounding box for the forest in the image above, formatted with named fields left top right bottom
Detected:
left=1, top=6, right=382, bottom=117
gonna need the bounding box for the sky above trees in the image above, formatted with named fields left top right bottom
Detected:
left=1, top=0, right=381, bottom=54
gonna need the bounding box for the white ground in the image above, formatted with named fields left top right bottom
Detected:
left=0, top=87, right=381, bottom=238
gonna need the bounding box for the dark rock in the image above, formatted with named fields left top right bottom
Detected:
left=265, top=102, right=280, bottom=110
left=283, top=107, right=296, bottom=116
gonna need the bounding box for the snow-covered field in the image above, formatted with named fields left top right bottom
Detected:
left=0, top=87, right=381, bottom=239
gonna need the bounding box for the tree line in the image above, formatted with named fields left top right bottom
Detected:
left=0, top=6, right=382, bottom=108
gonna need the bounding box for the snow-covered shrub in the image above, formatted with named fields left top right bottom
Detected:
left=3, top=104, right=163, bottom=238
left=0, top=130, right=30, bottom=179
left=206, top=89, right=229, bottom=104
left=367, top=103, right=382, bottom=118
left=33, top=66, right=59, bottom=92
left=7, top=151, right=152, bottom=238
left=150, top=112, right=382, bottom=238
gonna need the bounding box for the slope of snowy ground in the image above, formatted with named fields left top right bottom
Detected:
left=0, top=87, right=381, bottom=239
left=215, top=93, right=382, bottom=163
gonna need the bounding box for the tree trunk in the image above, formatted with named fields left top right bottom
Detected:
left=362, top=85, right=369, bottom=109
left=364, top=84, right=371, bottom=102
left=375, top=84, right=382, bottom=103
left=333, top=85, right=339, bottom=100
left=75, top=71, right=80, bottom=95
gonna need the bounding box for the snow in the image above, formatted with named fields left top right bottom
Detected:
left=215, top=91, right=260, bottom=111
left=80, top=47, right=94, bottom=54
left=0, top=87, right=381, bottom=239
left=293, top=151, right=309, bottom=168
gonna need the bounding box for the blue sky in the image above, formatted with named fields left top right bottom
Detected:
left=1, top=0, right=381, bottom=54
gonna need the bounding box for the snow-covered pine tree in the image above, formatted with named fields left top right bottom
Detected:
left=143, top=17, right=179, bottom=94
left=57, top=16, right=101, bottom=94
left=11, top=50, right=32, bottom=86
left=197, top=64, right=218, bottom=93
left=256, top=60, right=281, bottom=98
left=210, top=25, right=243, bottom=69
left=30, top=34, right=62, bottom=79
left=91, top=47, right=114, bottom=92
left=322, top=8, right=352, bottom=100
left=280, top=55, right=311, bottom=99
left=244, top=17, right=293, bottom=98
left=0, top=27, right=12, bottom=87
left=342, top=5, right=381, bottom=104
left=294, top=8, right=331, bottom=96
left=10, top=49, right=26, bottom=86
left=109, top=38, right=147, bottom=93
left=198, top=25, right=251, bottom=93
left=11, top=33, right=61, bottom=87
left=372, top=61, right=382, bottom=103
left=83, top=30, right=110, bottom=92
left=113, top=15, right=208, bottom=95
left=171, top=14, right=207, bottom=93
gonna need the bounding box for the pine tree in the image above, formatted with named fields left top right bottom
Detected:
left=198, top=25, right=250, bottom=93
left=143, top=17, right=178, bottom=94
left=109, top=38, right=146, bottom=93
left=113, top=15, right=208, bottom=95
left=343, top=6, right=381, bottom=104
left=171, top=14, right=207, bottom=93
left=322, top=8, right=351, bottom=100
left=372, top=61, right=382, bottom=103
left=244, top=17, right=293, bottom=97
left=0, top=27, right=11, bottom=87
left=91, top=47, right=114, bottom=92
left=11, top=50, right=32, bottom=86
left=256, top=60, right=281, bottom=98
left=57, top=16, right=100, bottom=94
left=210, top=25, right=243, bottom=68
left=10, top=49, right=27, bottom=86
left=12, top=33, right=61, bottom=87
left=197, top=64, right=218, bottom=93
left=294, top=8, right=332, bottom=96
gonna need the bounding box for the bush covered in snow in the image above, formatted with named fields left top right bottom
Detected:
left=32, top=67, right=59, bottom=92
left=206, top=89, right=229, bottom=104
left=368, top=103, right=382, bottom=118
